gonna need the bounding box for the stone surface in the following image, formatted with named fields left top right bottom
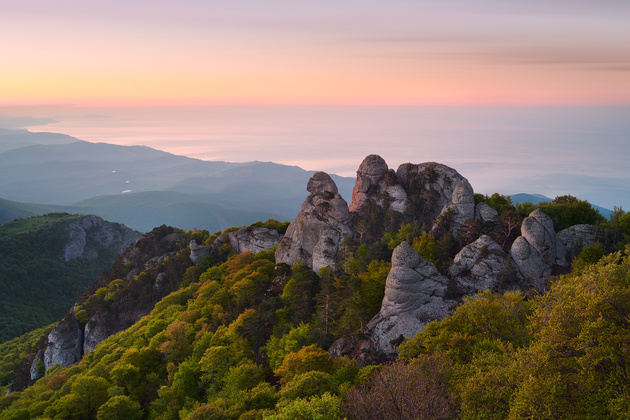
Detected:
left=63, top=215, right=140, bottom=262
left=43, top=314, right=83, bottom=370
left=448, top=235, right=510, bottom=295
left=189, top=239, right=212, bottom=264
left=214, top=226, right=283, bottom=254
left=30, top=349, right=44, bottom=382
left=83, top=313, right=110, bottom=355
left=349, top=154, right=408, bottom=214
left=557, top=224, right=599, bottom=258
left=396, top=162, right=475, bottom=227
left=83, top=309, right=146, bottom=355
left=435, top=181, right=476, bottom=232
left=275, top=172, right=353, bottom=273
left=366, top=242, right=454, bottom=356
left=510, top=209, right=567, bottom=288
left=475, top=202, right=498, bottom=222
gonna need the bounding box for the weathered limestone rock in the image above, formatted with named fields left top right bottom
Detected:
left=30, top=349, right=44, bottom=382
left=275, top=172, right=353, bottom=273
left=83, top=313, right=110, bottom=355
left=510, top=209, right=567, bottom=287
left=189, top=239, right=212, bottom=264
left=435, top=181, right=476, bottom=232
left=396, top=162, right=475, bottom=228
left=43, top=315, right=83, bottom=370
left=349, top=154, right=407, bottom=214
left=214, top=226, right=283, bottom=254
left=366, top=242, right=454, bottom=356
left=557, top=224, right=599, bottom=258
left=83, top=309, right=147, bottom=355
left=63, top=215, right=139, bottom=262
left=475, top=202, right=498, bottom=222
left=448, top=235, right=510, bottom=295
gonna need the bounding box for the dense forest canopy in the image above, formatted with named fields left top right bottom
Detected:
left=0, top=213, right=139, bottom=343
left=0, top=190, right=629, bottom=419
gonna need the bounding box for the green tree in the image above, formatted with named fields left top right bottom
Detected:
left=96, top=395, right=143, bottom=420
left=274, top=345, right=333, bottom=385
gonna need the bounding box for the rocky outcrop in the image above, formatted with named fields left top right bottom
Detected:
left=475, top=202, right=498, bottom=222
left=366, top=242, right=455, bottom=356
left=510, top=209, right=567, bottom=288
left=63, top=215, right=140, bottom=262
left=30, top=350, right=44, bottom=382
left=83, top=309, right=147, bottom=355
left=189, top=240, right=212, bottom=264
left=275, top=172, right=353, bottom=273
left=83, top=313, right=110, bottom=355
left=214, top=226, right=283, bottom=254
left=557, top=224, right=600, bottom=258
left=448, top=235, right=512, bottom=295
left=435, top=181, right=476, bottom=232
left=396, top=162, right=475, bottom=229
left=43, top=315, right=83, bottom=370
left=349, top=154, right=407, bottom=214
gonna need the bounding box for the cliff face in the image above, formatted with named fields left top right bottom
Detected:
left=62, top=215, right=140, bottom=262
left=36, top=225, right=190, bottom=374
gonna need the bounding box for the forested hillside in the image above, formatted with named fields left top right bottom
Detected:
left=0, top=157, right=629, bottom=419
left=0, top=214, right=140, bottom=343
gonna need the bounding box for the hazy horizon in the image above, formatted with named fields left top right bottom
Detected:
left=1, top=104, right=628, bottom=210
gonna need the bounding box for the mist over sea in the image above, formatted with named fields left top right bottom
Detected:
left=16, top=105, right=630, bottom=210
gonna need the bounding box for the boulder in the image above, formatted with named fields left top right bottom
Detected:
left=475, top=202, right=498, bottom=222
left=349, top=154, right=408, bottom=214
left=275, top=172, right=353, bottom=273
left=366, top=242, right=455, bottom=356
left=510, top=209, right=567, bottom=288
left=448, top=235, right=511, bottom=295
left=43, top=315, right=83, bottom=370
left=557, top=224, right=599, bottom=258
left=434, top=181, right=476, bottom=232
left=214, top=226, right=283, bottom=254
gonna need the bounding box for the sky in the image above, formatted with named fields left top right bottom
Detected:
left=2, top=0, right=630, bottom=106
left=0, top=1, right=629, bottom=209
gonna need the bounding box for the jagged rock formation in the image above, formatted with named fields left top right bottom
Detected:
left=448, top=235, right=512, bottom=295
left=557, top=224, right=600, bottom=258
left=214, top=226, right=283, bottom=254
left=475, top=202, right=498, bottom=222
left=63, top=215, right=139, bottom=262
left=43, top=315, right=83, bottom=370
left=189, top=240, right=212, bottom=264
left=366, top=242, right=455, bottom=356
left=349, top=154, right=408, bottom=214
left=510, top=209, right=567, bottom=288
left=275, top=172, right=353, bottom=273
left=396, top=162, right=475, bottom=226
left=434, top=181, right=476, bottom=232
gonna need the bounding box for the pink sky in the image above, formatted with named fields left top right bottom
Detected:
left=2, top=0, right=630, bottom=106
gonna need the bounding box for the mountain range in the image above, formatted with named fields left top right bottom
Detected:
left=0, top=128, right=613, bottom=232
left=0, top=129, right=354, bottom=232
